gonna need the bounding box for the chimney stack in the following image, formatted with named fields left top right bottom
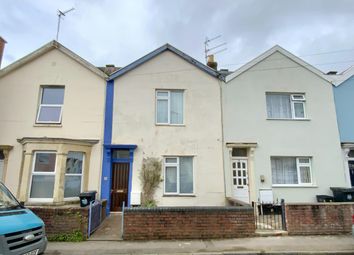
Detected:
left=0, top=37, right=7, bottom=69
left=207, top=55, right=218, bottom=70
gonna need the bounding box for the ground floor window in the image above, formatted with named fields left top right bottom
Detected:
left=164, top=156, right=193, bottom=194
left=271, top=157, right=312, bottom=185
left=30, top=152, right=56, bottom=199
left=64, top=152, right=84, bottom=198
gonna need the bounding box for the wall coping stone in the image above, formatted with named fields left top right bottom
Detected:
left=286, top=202, right=354, bottom=206
left=125, top=206, right=253, bottom=212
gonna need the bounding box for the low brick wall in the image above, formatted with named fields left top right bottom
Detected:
left=28, top=205, right=89, bottom=239
left=285, top=203, right=354, bottom=235
left=123, top=206, right=255, bottom=240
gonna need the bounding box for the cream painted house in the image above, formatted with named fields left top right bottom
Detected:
left=0, top=41, right=107, bottom=205
left=100, top=44, right=225, bottom=213
left=223, top=45, right=347, bottom=204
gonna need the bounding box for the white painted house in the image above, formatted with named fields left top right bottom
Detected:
left=222, top=45, right=347, bottom=204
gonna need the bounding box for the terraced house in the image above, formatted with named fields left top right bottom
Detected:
left=0, top=40, right=107, bottom=205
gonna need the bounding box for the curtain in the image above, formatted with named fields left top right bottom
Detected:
left=170, top=91, right=183, bottom=124
left=266, top=94, right=291, bottom=118
left=165, top=166, right=177, bottom=193
left=271, top=157, right=298, bottom=184
left=157, top=99, right=168, bottom=123
left=180, top=157, right=193, bottom=193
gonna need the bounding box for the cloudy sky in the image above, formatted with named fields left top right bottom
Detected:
left=1, top=0, right=354, bottom=73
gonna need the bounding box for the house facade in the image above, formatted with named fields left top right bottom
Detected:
left=100, top=44, right=225, bottom=213
left=332, top=66, right=354, bottom=187
left=222, top=46, right=347, bottom=204
left=0, top=41, right=107, bottom=205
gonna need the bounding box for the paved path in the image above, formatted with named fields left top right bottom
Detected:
left=89, top=213, right=122, bottom=241
left=45, top=235, right=354, bottom=255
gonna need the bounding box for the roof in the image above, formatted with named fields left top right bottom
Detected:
left=98, top=65, right=121, bottom=75
left=108, top=43, right=221, bottom=81
left=225, top=45, right=331, bottom=83
left=327, top=65, right=354, bottom=86
left=0, top=40, right=107, bottom=79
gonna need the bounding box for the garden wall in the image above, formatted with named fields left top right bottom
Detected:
left=28, top=205, right=89, bottom=240
left=123, top=206, right=255, bottom=240
left=285, top=203, right=354, bottom=235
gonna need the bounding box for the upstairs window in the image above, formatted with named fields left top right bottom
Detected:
left=271, top=157, right=312, bottom=185
left=266, top=93, right=306, bottom=119
left=156, top=90, right=184, bottom=125
left=36, top=86, right=65, bottom=124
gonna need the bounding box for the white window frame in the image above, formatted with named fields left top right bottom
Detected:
left=64, top=152, right=85, bottom=201
left=266, top=93, right=307, bottom=120
left=36, top=86, right=64, bottom=124
left=163, top=156, right=194, bottom=195
left=156, top=90, right=184, bottom=125
left=290, top=94, right=306, bottom=119
left=272, top=156, right=313, bottom=187
left=28, top=151, right=57, bottom=202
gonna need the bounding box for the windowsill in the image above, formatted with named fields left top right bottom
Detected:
left=163, top=194, right=196, bottom=197
left=34, top=123, right=62, bottom=127
left=267, top=118, right=310, bottom=121
left=156, top=124, right=185, bottom=127
left=272, top=184, right=317, bottom=188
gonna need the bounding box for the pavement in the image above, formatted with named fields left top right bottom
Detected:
left=89, top=213, right=122, bottom=241
left=45, top=235, right=354, bottom=255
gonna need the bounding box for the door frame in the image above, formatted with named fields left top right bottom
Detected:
left=101, top=144, right=137, bottom=215
left=342, top=144, right=354, bottom=188
left=231, top=156, right=250, bottom=203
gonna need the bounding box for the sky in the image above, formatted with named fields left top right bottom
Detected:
left=1, top=0, right=354, bottom=73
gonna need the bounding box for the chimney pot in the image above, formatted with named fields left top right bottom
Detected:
left=207, top=54, right=218, bottom=70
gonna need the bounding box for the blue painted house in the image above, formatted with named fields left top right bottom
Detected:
left=332, top=66, right=354, bottom=187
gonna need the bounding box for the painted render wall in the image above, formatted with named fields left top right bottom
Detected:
left=112, top=51, right=225, bottom=206
left=333, top=75, right=354, bottom=143
left=223, top=51, right=347, bottom=203
left=0, top=49, right=105, bottom=198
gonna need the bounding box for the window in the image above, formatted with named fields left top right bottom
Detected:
left=164, top=156, right=193, bottom=194
left=232, top=148, right=247, bottom=157
left=0, top=150, right=4, bottom=181
left=266, top=93, right=306, bottom=119
left=271, top=157, right=312, bottom=185
left=156, top=90, right=184, bottom=124
left=36, top=86, right=65, bottom=123
left=112, top=150, right=130, bottom=159
left=64, top=152, right=84, bottom=198
left=30, top=152, right=56, bottom=199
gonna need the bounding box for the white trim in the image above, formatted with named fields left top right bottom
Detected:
left=226, top=45, right=331, bottom=83
left=163, top=156, right=194, bottom=196
left=64, top=151, right=85, bottom=200
left=156, top=90, right=184, bottom=125
left=28, top=151, right=57, bottom=202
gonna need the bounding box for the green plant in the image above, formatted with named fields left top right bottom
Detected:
left=139, top=157, right=162, bottom=207
left=47, top=230, right=84, bottom=242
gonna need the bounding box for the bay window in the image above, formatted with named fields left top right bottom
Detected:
left=64, top=152, right=84, bottom=198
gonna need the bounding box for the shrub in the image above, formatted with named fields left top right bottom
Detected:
left=139, top=157, right=162, bottom=207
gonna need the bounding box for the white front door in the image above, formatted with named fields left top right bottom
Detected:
left=231, top=158, right=249, bottom=203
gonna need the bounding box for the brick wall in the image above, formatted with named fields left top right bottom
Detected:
left=123, top=206, right=255, bottom=240
left=285, top=203, right=354, bottom=235
left=28, top=205, right=89, bottom=239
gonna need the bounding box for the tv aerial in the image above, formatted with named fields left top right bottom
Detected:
left=56, top=7, right=75, bottom=41
left=204, top=35, right=227, bottom=63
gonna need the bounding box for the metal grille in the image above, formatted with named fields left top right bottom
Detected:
left=88, top=201, right=102, bottom=237
left=254, top=199, right=286, bottom=230
left=5, top=226, right=44, bottom=251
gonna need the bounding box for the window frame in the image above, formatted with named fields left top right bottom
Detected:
left=28, top=151, right=57, bottom=202
left=64, top=151, right=85, bottom=201
left=266, top=93, right=307, bottom=120
left=155, top=90, right=184, bottom=125
left=271, top=156, right=313, bottom=187
left=36, top=86, right=65, bottom=124
left=163, top=156, right=194, bottom=195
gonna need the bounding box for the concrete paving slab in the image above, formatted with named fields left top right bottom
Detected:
left=89, top=213, right=122, bottom=241
left=44, top=235, right=354, bottom=255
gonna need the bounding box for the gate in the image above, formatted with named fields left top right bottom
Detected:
left=88, top=200, right=102, bottom=237
left=254, top=199, right=286, bottom=230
